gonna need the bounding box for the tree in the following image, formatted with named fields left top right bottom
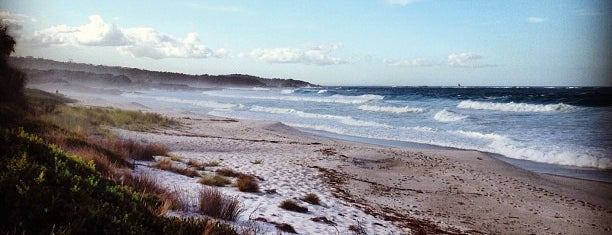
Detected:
left=0, top=23, right=27, bottom=108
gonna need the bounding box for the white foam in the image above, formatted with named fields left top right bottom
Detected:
left=433, top=109, right=468, bottom=122
left=280, top=89, right=294, bottom=94
left=317, top=89, right=328, bottom=94
left=203, top=92, right=384, bottom=104
left=122, top=93, right=240, bottom=110
left=451, top=130, right=612, bottom=169
left=250, top=106, right=390, bottom=127
left=457, top=100, right=575, bottom=112
left=358, top=104, right=426, bottom=114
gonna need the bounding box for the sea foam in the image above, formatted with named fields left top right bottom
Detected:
left=457, top=100, right=575, bottom=112
left=204, top=92, right=384, bottom=104
left=358, top=104, right=426, bottom=114
left=123, top=93, right=239, bottom=110
left=433, top=109, right=468, bottom=122
left=250, top=105, right=390, bottom=127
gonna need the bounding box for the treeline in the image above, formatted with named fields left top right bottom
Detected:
left=10, top=56, right=316, bottom=88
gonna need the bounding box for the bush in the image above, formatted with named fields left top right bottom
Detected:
left=303, top=193, right=321, bottom=205
left=236, top=175, right=259, bottom=192
left=279, top=199, right=308, bottom=213
left=199, top=188, right=244, bottom=221
left=199, top=175, right=231, bottom=187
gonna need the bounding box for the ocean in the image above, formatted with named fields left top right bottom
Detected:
left=117, top=86, right=612, bottom=182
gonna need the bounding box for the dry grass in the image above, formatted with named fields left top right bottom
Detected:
left=115, top=173, right=186, bottom=215
left=154, top=158, right=200, bottom=178
left=187, top=159, right=206, bottom=170
left=199, top=188, right=244, bottom=221
left=303, top=193, right=321, bottom=205
left=203, top=160, right=221, bottom=167
left=250, top=159, right=263, bottom=164
left=216, top=168, right=241, bottom=177
left=236, top=175, right=259, bottom=192
left=199, top=175, right=231, bottom=187
left=279, top=199, right=308, bottom=213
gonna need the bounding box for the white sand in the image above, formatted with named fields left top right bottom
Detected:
left=66, top=91, right=612, bottom=235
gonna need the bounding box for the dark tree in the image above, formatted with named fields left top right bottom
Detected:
left=0, top=23, right=27, bottom=108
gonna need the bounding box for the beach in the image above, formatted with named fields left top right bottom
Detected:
left=74, top=96, right=612, bottom=234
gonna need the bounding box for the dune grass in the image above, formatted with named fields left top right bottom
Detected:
left=199, top=175, right=232, bottom=187
left=236, top=175, right=259, bottom=192
left=0, top=89, right=244, bottom=234
left=304, top=193, right=321, bottom=205
left=279, top=199, right=309, bottom=213
left=154, top=158, right=200, bottom=178
left=199, top=188, right=244, bottom=221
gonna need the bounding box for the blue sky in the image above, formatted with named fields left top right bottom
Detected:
left=1, top=0, right=609, bottom=86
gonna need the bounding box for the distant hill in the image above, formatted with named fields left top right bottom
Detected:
left=9, top=57, right=317, bottom=88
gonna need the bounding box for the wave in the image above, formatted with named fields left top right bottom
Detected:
left=203, top=92, right=384, bottom=104
left=317, top=90, right=328, bottom=94
left=452, top=130, right=611, bottom=169
left=457, top=100, right=575, bottom=112
left=358, top=104, right=426, bottom=114
left=122, top=93, right=240, bottom=110
left=280, top=89, right=294, bottom=94
left=250, top=106, right=390, bottom=127
left=433, top=109, right=468, bottom=122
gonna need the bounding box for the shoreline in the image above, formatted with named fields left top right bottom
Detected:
left=300, top=128, right=612, bottom=184
left=66, top=92, right=612, bottom=234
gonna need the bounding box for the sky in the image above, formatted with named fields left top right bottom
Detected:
left=0, top=0, right=610, bottom=86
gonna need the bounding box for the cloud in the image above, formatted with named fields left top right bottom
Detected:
left=30, top=15, right=226, bottom=59
left=250, top=43, right=346, bottom=65
left=384, top=58, right=437, bottom=67
left=0, top=11, right=37, bottom=37
left=387, top=0, right=422, bottom=6
left=447, top=52, right=497, bottom=68
left=527, top=17, right=546, bottom=23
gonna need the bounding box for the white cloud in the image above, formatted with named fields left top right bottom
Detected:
left=447, top=52, right=497, bottom=68
left=574, top=8, right=605, bottom=16
left=384, top=58, right=437, bottom=67
left=30, top=15, right=226, bottom=59
left=250, top=43, right=346, bottom=65
left=527, top=17, right=546, bottom=23
left=387, top=0, right=422, bottom=6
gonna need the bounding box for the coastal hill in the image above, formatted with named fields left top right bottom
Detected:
left=9, top=57, right=317, bottom=89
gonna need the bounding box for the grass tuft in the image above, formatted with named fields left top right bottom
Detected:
left=279, top=199, right=308, bottom=213
left=199, top=175, right=232, bottom=187
left=303, top=192, right=321, bottom=205
left=154, top=158, right=200, bottom=178
left=236, top=175, right=259, bottom=192
left=199, top=188, right=244, bottom=221
left=216, top=168, right=241, bottom=177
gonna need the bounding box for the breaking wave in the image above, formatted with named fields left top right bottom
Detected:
left=433, top=109, right=468, bottom=122
left=204, top=92, right=384, bottom=104
left=122, top=93, right=240, bottom=110
left=250, top=106, right=390, bottom=127
left=358, top=104, right=426, bottom=114
left=457, top=100, right=575, bottom=112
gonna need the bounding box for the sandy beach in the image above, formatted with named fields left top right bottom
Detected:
left=67, top=95, right=612, bottom=235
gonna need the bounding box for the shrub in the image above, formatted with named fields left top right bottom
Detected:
left=199, top=188, right=244, bottom=221
left=199, top=175, right=231, bottom=187
left=236, top=175, right=259, bottom=192
left=303, top=193, right=321, bottom=205
left=279, top=199, right=308, bottom=213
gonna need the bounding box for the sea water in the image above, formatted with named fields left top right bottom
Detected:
left=116, top=86, right=612, bottom=182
